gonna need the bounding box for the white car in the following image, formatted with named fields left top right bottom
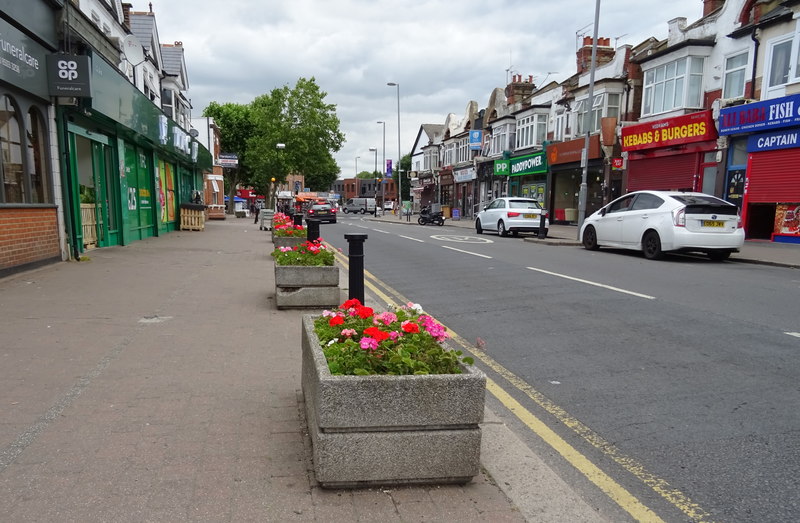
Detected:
left=475, top=197, right=549, bottom=237
left=579, top=190, right=744, bottom=261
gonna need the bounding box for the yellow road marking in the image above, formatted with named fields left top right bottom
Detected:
left=329, top=246, right=714, bottom=522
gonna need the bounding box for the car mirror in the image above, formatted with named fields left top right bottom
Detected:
left=600, top=208, right=607, bottom=217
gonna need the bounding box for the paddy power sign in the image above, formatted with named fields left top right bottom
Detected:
left=494, top=151, right=547, bottom=177
left=621, top=110, right=717, bottom=152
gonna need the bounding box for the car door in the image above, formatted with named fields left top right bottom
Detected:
left=481, top=199, right=503, bottom=230
left=620, top=193, right=665, bottom=246
left=594, top=194, right=636, bottom=245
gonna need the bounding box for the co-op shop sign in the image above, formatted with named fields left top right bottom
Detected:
left=497, top=152, right=547, bottom=177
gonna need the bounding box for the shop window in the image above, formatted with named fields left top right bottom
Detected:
left=0, top=95, right=24, bottom=203
left=26, top=108, right=50, bottom=204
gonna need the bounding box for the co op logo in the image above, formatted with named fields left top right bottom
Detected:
left=57, top=60, right=79, bottom=81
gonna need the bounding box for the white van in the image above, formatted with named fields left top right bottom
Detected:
left=343, top=198, right=377, bottom=215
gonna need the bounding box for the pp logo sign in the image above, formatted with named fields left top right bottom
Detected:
left=57, top=60, right=79, bottom=81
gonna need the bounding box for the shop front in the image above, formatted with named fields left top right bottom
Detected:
left=415, top=172, right=435, bottom=209
left=719, top=94, right=800, bottom=243
left=546, top=136, right=604, bottom=223
left=57, top=52, right=212, bottom=255
left=453, top=166, right=476, bottom=219
left=0, top=6, right=63, bottom=275
left=437, top=169, right=454, bottom=217
left=506, top=150, right=547, bottom=205
left=621, top=110, right=719, bottom=194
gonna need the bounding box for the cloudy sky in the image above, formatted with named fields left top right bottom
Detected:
left=144, top=0, right=705, bottom=177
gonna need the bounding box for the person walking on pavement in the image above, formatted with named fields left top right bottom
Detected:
left=253, top=201, right=261, bottom=224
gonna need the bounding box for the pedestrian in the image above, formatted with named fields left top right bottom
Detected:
left=253, top=201, right=261, bottom=224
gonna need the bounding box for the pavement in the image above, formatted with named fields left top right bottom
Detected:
left=371, top=211, right=800, bottom=268
left=0, top=217, right=612, bottom=523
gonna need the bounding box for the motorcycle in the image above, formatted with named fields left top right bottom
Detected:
left=418, top=206, right=445, bottom=226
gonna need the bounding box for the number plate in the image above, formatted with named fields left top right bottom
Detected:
left=523, top=213, right=537, bottom=219
left=702, top=220, right=725, bottom=227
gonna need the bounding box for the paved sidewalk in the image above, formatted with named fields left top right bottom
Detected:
left=0, top=219, right=606, bottom=522
left=371, top=212, right=799, bottom=268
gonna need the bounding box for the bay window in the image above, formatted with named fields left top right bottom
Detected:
left=642, top=56, right=705, bottom=116
left=764, top=29, right=800, bottom=98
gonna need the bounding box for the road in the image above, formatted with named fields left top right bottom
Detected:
left=321, top=213, right=800, bottom=523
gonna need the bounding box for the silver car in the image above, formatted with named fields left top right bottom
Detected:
left=579, top=190, right=744, bottom=260
left=475, top=197, right=549, bottom=237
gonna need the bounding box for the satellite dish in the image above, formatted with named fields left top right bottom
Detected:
left=121, top=34, right=145, bottom=65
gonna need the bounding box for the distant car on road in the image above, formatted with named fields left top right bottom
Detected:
left=383, top=201, right=395, bottom=211
left=579, top=190, right=744, bottom=260
left=475, top=197, right=549, bottom=238
left=305, top=203, right=337, bottom=224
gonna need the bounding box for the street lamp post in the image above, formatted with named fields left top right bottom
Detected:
left=369, top=147, right=378, bottom=199
left=387, top=82, right=401, bottom=220
left=355, top=156, right=360, bottom=177
left=578, top=0, right=601, bottom=237
left=377, top=121, right=386, bottom=214
left=275, top=143, right=285, bottom=210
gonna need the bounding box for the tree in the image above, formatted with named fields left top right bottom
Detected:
left=356, top=170, right=378, bottom=179
left=202, top=102, right=253, bottom=214
left=399, top=153, right=412, bottom=201
left=247, top=77, right=345, bottom=201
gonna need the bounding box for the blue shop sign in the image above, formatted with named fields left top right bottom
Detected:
left=469, top=130, right=483, bottom=150
left=747, top=129, right=800, bottom=152
left=719, top=94, right=800, bottom=135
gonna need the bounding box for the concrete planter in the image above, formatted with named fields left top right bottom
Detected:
left=301, top=315, right=486, bottom=488
left=274, top=265, right=340, bottom=309
left=272, top=235, right=306, bottom=249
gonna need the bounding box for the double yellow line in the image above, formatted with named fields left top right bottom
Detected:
left=331, top=248, right=714, bottom=523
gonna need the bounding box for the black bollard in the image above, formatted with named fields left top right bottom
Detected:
left=293, top=213, right=303, bottom=227
left=307, top=218, right=320, bottom=242
left=344, top=233, right=368, bottom=304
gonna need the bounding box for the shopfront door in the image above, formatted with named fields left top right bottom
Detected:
left=124, top=143, right=155, bottom=241
left=67, top=125, right=120, bottom=249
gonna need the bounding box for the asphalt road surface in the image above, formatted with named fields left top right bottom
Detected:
left=321, top=214, right=799, bottom=523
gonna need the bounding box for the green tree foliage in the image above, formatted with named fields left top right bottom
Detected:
left=247, top=77, right=345, bottom=200
left=202, top=102, right=253, bottom=214
left=399, top=153, right=412, bottom=201
left=356, top=170, right=378, bottom=179
left=203, top=78, right=345, bottom=209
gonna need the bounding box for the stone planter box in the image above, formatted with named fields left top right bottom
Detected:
left=301, top=315, right=486, bottom=488
left=274, top=265, right=340, bottom=309
left=272, top=235, right=306, bottom=249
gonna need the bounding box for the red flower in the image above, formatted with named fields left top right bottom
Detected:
left=363, top=326, right=390, bottom=342
left=328, top=315, right=344, bottom=326
left=355, top=306, right=374, bottom=319
left=341, top=298, right=362, bottom=309
left=401, top=321, right=420, bottom=333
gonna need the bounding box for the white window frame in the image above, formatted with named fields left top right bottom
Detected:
left=763, top=24, right=800, bottom=99
left=574, top=92, right=621, bottom=134
left=490, top=124, right=508, bottom=156
left=456, top=137, right=469, bottom=163
left=722, top=51, right=749, bottom=99
left=641, top=56, right=705, bottom=116
left=554, top=110, right=566, bottom=141
left=515, top=113, right=548, bottom=149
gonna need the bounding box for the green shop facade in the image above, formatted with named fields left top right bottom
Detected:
left=493, top=150, right=548, bottom=204
left=56, top=53, right=212, bottom=256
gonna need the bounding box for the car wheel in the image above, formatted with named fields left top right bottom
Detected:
left=498, top=221, right=508, bottom=237
left=642, top=231, right=663, bottom=260
left=475, top=220, right=483, bottom=234
left=582, top=226, right=599, bottom=250
left=343, top=209, right=348, bottom=214
left=361, top=209, right=366, bottom=214
left=707, top=250, right=731, bottom=261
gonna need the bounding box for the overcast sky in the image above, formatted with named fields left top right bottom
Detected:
left=145, top=0, right=705, bottom=178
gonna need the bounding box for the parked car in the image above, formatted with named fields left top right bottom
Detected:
left=579, top=190, right=744, bottom=260
left=475, top=197, right=549, bottom=237
left=383, top=201, right=395, bottom=211
left=342, top=197, right=377, bottom=214
left=306, top=203, right=337, bottom=223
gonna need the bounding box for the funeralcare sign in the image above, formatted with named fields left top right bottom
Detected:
left=0, top=18, right=49, bottom=99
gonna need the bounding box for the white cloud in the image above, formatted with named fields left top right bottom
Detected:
left=146, top=0, right=704, bottom=177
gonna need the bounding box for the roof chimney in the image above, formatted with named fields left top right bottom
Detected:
left=576, top=36, right=615, bottom=75
left=703, top=0, right=724, bottom=17
left=122, top=2, right=132, bottom=28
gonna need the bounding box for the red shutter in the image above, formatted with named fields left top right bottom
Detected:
left=747, top=149, right=800, bottom=202
left=627, top=154, right=697, bottom=192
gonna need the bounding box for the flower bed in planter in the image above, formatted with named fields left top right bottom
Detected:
left=301, top=304, right=486, bottom=488
left=272, top=240, right=339, bottom=309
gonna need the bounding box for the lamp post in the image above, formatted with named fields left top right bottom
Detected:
left=369, top=147, right=379, bottom=209
left=355, top=156, right=360, bottom=177
left=577, top=0, right=601, bottom=237
left=377, top=121, right=386, bottom=213
left=387, top=82, right=401, bottom=220
left=275, top=143, right=285, bottom=210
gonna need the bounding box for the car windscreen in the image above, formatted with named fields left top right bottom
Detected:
left=508, top=200, right=541, bottom=209
left=671, top=195, right=737, bottom=215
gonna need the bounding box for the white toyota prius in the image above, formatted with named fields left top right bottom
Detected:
left=579, top=191, right=745, bottom=261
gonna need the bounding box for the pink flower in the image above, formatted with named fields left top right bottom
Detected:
left=389, top=331, right=401, bottom=341
left=340, top=329, right=357, bottom=337
left=360, top=337, right=379, bottom=351
left=374, top=312, right=397, bottom=326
